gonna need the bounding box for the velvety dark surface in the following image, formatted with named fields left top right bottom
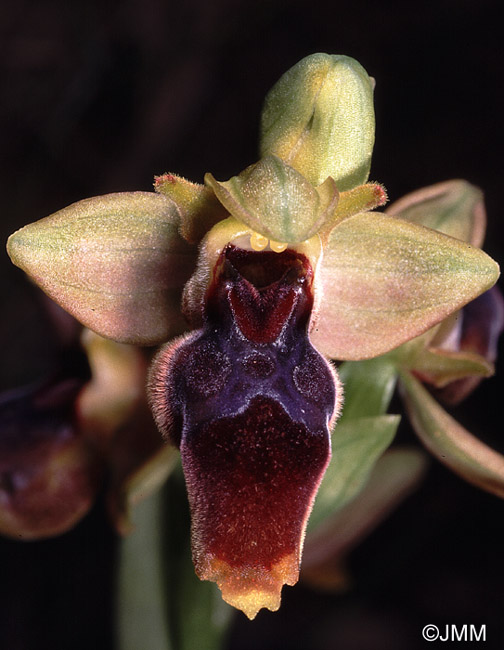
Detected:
left=169, top=245, right=333, bottom=574
left=1, top=1, right=504, bottom=648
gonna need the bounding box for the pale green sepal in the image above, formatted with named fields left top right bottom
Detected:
left=407, top=347, right=494, bottom=387
left=303, top=448, right=428, bottom=566
left=386, top=180, right=486, bottom=247
left=307, top=414, right=400, bottom=533
left=205, top=155, right=338, bottom=243
left=400, top=370, right=504, bottom=498
left=311, top=211, right=500, bottom=360
left=7, top=192, right=197, bottom=345
left=260, top=53, right=375, bottom=190
left=154, top=173, right=229, bottom=244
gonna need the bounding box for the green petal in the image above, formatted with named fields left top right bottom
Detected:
left=307, top=414, right=400, bottom=532
left=318, top=182, right=388, bottom=244
left=400, top=370, right=504, bottom=498
left=332, top=183, right=387, bottom=220
left=311, top=212, right=500, bottom=360
left=260, top=53, right=375, bottom=190
left=7, top=192, right=197, bottom=345
left=205, top=155, right=338, bottom=243
left=154, top=173, right=229, bottom=244
left=386, top=180, right=486, bottom=247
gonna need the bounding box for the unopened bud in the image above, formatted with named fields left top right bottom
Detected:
left=260, top=53, right=375, bottom=191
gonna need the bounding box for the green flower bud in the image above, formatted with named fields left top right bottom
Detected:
left=260, top=53, right=375, bottom=191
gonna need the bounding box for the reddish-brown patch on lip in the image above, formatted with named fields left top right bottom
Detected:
left=181, top=395, right=330, bottom=616
left=207, top=245, right=314, bottom=344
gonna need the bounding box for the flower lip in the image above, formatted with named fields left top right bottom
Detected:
left=148, top=240, right=340, bottom=615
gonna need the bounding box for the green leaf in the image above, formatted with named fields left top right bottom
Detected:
left=307, top=414, right=400, bottom=532
left=305, top=358, right=398, bottom=534
left=205, top=155, right=338, bottom=244
left=311, top=211, right=500, bottom=360
left=7, top=192, right=197, bottom=345
left=337, top=357, right=398, bottom=420
left=400, top=370, right=504, bottom=498
left=386, top=180, right=486, bottom=247
left=117, top=471, right=234, bottom=650
left=110, top=444, right=179, bottom=536
left=303, top=448, right=428, bottom=565
left=260, top=53, right=375, bottom=190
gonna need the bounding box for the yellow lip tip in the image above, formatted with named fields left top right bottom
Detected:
left=199, top=553, right=300, bottom=618
left=222, top=588, right=281, bottom=620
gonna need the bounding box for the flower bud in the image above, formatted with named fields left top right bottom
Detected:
left=0, top=378, right=101, bottom=539
left=386, top=180, right=486, bottom=247
left=260, top=53, right=375, bottom=190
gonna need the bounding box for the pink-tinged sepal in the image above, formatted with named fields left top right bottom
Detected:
left=149, top=245, right=340, bottom=618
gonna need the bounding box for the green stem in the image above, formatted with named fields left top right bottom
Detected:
left=116, top=485, right=172, bottom=650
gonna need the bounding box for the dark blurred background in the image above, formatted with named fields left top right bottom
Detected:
left=1, top=1, right=503, bottom=648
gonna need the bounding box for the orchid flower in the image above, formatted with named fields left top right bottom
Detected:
left=0, top=300, right=175, bottom=540
left=5, top=54, right=500, bottom=618
left=383, top=180, right=504, bottom=499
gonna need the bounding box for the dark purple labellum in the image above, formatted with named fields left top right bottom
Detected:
left=149, top=244, right=339, bottom=617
